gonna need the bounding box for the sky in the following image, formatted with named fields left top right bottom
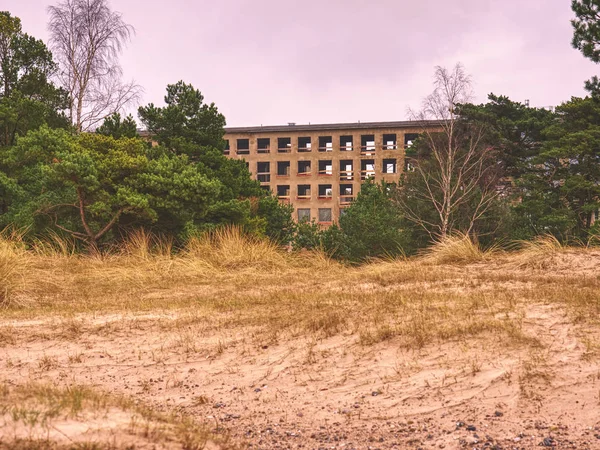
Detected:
left=4, top=0, right=599, bottom=127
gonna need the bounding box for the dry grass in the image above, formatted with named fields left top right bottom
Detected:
left=419, top=232, right=497, bottom=265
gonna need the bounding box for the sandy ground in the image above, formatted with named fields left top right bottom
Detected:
left=1, top=256, right=600, bottom=449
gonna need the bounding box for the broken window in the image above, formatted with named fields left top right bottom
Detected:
left=339, top=160, right=354, bottom=180
left=236, top=138, right=250, bottom=154
left=297, top=184, right=311, bottom=199
left=297, top=160, right=311, bottom=175
left=404, top=133, right=419, bottom=148
left=361, top=159, right=375, bottom=180
left=261, top=185, right=271, bottom=193
left=383, top=158, right=397, bottom=174
left=318, top=136, right=333, bottom=152
left=340, top=135, right=353, bottom=151
left=277, top=185, right=290, bottom=198
left=257, top=161, right=270, bottom=183
left=298, top=137, right=312, bottom=152
left=278, top=137, right=291, bottom=153
left=318, top=160, right=333, bottom=175
left=318, top=184, right=333, bottom=198
left=297, top=208, right=311, bottom=222
left=224, top=139, right=230, bottom=155
left=361, top=135, right=375, bottom=154
left=257, top=137, right=271, bottom=153
left=277, top=161, right=290, bottom=176
left=383, top=134, right=397, bottom=150
left=340, top=184, right=354, bottom=205
left=318, top=208, right=332, bottom=223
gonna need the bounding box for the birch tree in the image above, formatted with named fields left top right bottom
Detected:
left=399, top=64, right=500, bottom=240
left=47, top=0, right=141, bottom=132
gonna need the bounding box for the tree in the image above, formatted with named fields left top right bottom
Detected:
left=96, top=112, right=137, bottom=139
left=47, top=0, right=141, bottom=132
left=336, top=180, right=407, bottom=260
left=515, top=96, right=600, bottom=239
left=399, top=64, right=500, bottom=240
left=572, top=0, right=600, bottom=94
left=2, top=126, right=220, bottom=250
left=0, top=11, right=68, bottom=147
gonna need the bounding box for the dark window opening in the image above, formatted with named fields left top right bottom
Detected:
left=278, top=137, right=291, bottom=153
left=257, top=161, right=270, bottom=183
left=361, top=159, right=375, bottom=180
left=340, top=183, right=354, bottom=205
left=318, top=160, right=333, bottom=175
left=298, top=136, right=312, bottom=152
left=318, top=136, right=333, bottom=152
left=340, top=135, right=353, bottom=151
left=297, top=184, right=311, bottom=199
left=298, top=160, right=311, bottom=175
left=298, top=208, right=311, bottom=222
left=383, top=158, right=397, bottom=174
left=277, top=185, right=290, bottom=198
left=318, top=208, right=332, bottom=223
left=224, top=139, right=230, bottom=155
left=383, top=134, right=397, bottom=150
left=237, top=138, right=250, bottom=154
left=257, top=137, right=270, bottom=153
left=261, top=185, right=271, bottom=193
left=361, top=134, right=375, bottom=154
left=277, top=161, right=290, bottom=176
left=318, top=184, right=333, bottom=199
left=404, top=133, right=419, bottom=148
left=339, top=160, right=353, bottom=180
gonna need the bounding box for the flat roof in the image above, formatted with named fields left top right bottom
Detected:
left=224, top=120, right=443, bottom=134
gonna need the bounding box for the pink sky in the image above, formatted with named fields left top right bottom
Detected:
left=4, top=0, right=599, bottom=126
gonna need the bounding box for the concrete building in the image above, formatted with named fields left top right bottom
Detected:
left=223, top=120, right=442, bottom=224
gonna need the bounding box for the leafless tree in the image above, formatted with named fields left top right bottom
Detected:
left=47, top=0, right=141, bottom=132
left=399, top=64, right=499, bottom=240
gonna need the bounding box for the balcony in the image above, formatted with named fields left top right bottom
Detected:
left=257, top=172, right=271, bottom=183
left=339, top=170, right=354, bottom=181
left=340, top=195, right=354, bottom=205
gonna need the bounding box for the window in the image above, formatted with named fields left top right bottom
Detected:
left=278, top=137, right=291, bottom=153
left=257, top=138, right=270, bottom=153
left=340, top=184, right=353, bottom=204
left=298, top=160, right=311, bottom=175
left=297, top=208, right=311, bottom=222
left=224, top=139, right=230, bottom=155
left=340, top=135, right=353, bottom=151
left=339, top=160, right=353, bottom=180
left=404, top=133, right=419, bottom=148
left=361, top=159, right=375, bottom=180
left=257, top=161, right=270, bottom=183
left=298, top=137, right=312, bottom=152
left=318, top=208, right=332, bottom=223
left=318, top=136, right=333, bottom=152
left=318, top=160, right=333, bottom=175
left=277, top=161, right=290, bottom=176
left=361, top=134, right=375, bottom=154
left=318, top=184, right=333, bottom=198
left=237, top=138, right=250, bottom=154
left=277, top=185, right=290, bottom=198
left=383, top=159, right=397, bottom=174
left=383, top=134, right=397, bottom=150
left=297, top=184, right=311, bottom=199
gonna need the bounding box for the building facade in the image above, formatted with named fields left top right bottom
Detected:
left=223, top=120, right=441, bottom=224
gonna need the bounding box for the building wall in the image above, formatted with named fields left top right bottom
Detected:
left=223, top=123, right=437, bottom=224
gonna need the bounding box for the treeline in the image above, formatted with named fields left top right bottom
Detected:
left=2, top=2, right=600, bottom=261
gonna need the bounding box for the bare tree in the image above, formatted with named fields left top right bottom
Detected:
left=47, top=0, right=141, bottom=132
left=399, top=64, right=499, bottom=240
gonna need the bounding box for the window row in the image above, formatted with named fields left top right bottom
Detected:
left=225, top=133, right=419, bottom=155
left=273, top=184, right=355, bottom=203
left=298, top=208, right=335, bottom=223
left=255, top=159, right=398, bottom=182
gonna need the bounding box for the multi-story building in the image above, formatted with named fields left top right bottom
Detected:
left=223, top=120, right=441, bottom=224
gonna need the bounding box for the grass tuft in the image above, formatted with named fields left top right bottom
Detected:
left=420, top=232, right=496, bottom=265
